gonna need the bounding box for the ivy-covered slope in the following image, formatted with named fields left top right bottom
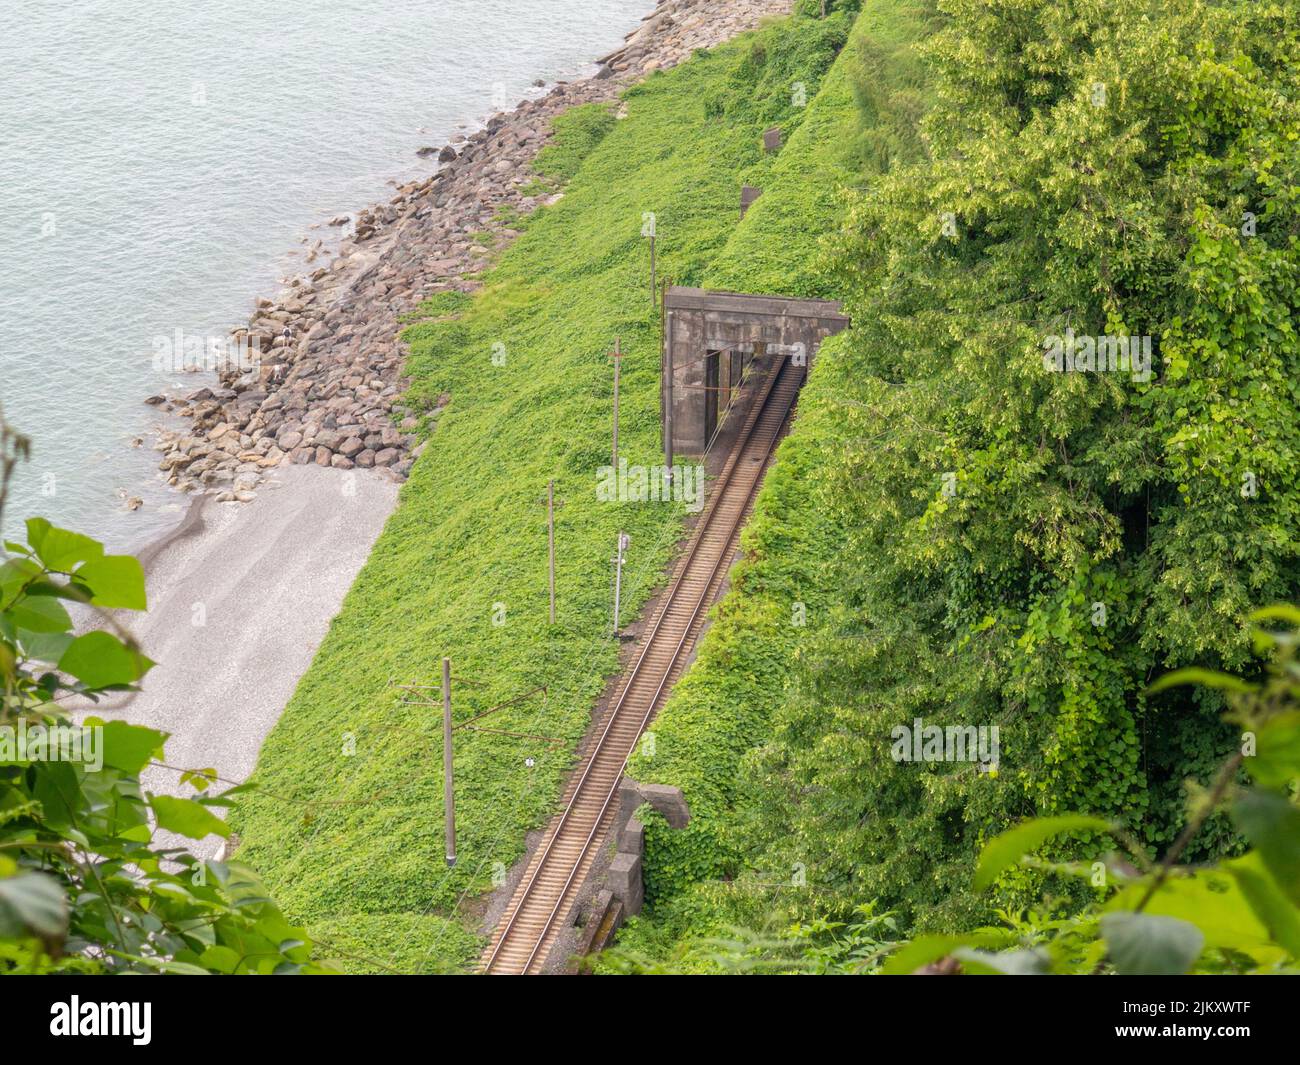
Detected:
left=229, top=6, right=859, bottom=974
left=619, top=0, right=1300, bottom=969
left=614, top=0, right=944, bottom=963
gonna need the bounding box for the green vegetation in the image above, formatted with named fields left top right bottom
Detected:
left=531, top=102, right=618, bottom=184
left=0, top=419, right=325, bottom=974
left=398, top=289, right=473, bottom=325
left=612, top=613, right=1300, bottom=973
left=597, top=0, right=937, bottom=965
left=611, top=0, right=1300, bottom=975
left=236, top=0, right=1300, bottom=977
left=9, top=0, right=1294, bottom=980
left=231, top=5, right=858, bottom=974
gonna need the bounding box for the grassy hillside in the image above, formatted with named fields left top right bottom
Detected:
left=613, top=0, right=940, bottom=967
left=231, top=5, right=860, bottom=974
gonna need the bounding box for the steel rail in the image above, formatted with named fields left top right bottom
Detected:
left=482, top=358, right=801, bottom=973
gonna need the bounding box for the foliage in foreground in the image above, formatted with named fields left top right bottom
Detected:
left=0, top=419, right=325, bottom=973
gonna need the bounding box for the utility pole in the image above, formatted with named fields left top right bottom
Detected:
left=547, top=479, right=556, bottom=624
left=611, top=336, right=622, bottom=469
left=539, top=482, right=563, bottom=625
left=442, top=656, right=455, bottom=867
left=649, top=230, right=657, bottom=310
left=390, top=672, right=555, bottom=867
left=612, top=531, right=629, bottom=633
left=643, top=212, right=657, bottom=311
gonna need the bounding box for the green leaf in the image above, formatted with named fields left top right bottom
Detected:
left=1232, top=790, right=1300, bottom=905
left=0, top=557, right=42, bottom=606
left=0, top=871, right=68, bottom=942
left=31, top=760, right=82, bottom=830
left=198, top=944, right=242, bottom=973
left=22, top=579, right=90, bottom=604
left=881, top=931, right=1005, bottom=974
left=150, top=795, right=230, bottom=840
left=1250, top=605, right=1300, bottom=627
left=974, top=815, right=1114, bottom=890
left=92, top=719, right=166, bottom=774
left=25, top=518, right=104, bottom=572
left=1147, top=667, right=1255, bottom=694
left=151, top=881, right=198, bottom=902
left=1100, top=912, right=1205, bottom=975
left=4, top=595, right=71, bottom=634
left=1249, top=711, right=1300, bottom=789
left=17, top=630, right=73, bottom=664
left=1106, top=870, right=1272, bottom=952
left=1224, top=853, right=1300, bottom=957
left=156, top=959, right=212, bottom=975
left=180, top=767, right=217, bottom=792
left=58, top=631, right=153, bottom=689
left=75, top=555, right=147, bottom=611
left=120, top=823, right=152, bottom=843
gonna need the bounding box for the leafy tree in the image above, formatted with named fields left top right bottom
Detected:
left=739, top=0, right=1300, bottom=930
left=0, top=415, right=328, bottom=973
left=907, top=608, right=1300, bottom=974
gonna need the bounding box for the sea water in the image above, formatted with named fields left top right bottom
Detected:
left=0, top=0, right=648, bottom=550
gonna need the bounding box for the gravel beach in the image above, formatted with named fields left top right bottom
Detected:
left=96, top=465, right=398, bottom=856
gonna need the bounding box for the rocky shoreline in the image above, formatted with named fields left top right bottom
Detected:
left=147, top=0, right=789, bottom=503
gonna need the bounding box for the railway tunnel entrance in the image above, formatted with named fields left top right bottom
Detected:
left=661, top=286, right=850, bottom=463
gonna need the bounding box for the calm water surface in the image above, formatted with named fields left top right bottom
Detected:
left=0, top=0, right=648, bottom=549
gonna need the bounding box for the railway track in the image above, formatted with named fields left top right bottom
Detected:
left=481, top=355, right=803, bottom=974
